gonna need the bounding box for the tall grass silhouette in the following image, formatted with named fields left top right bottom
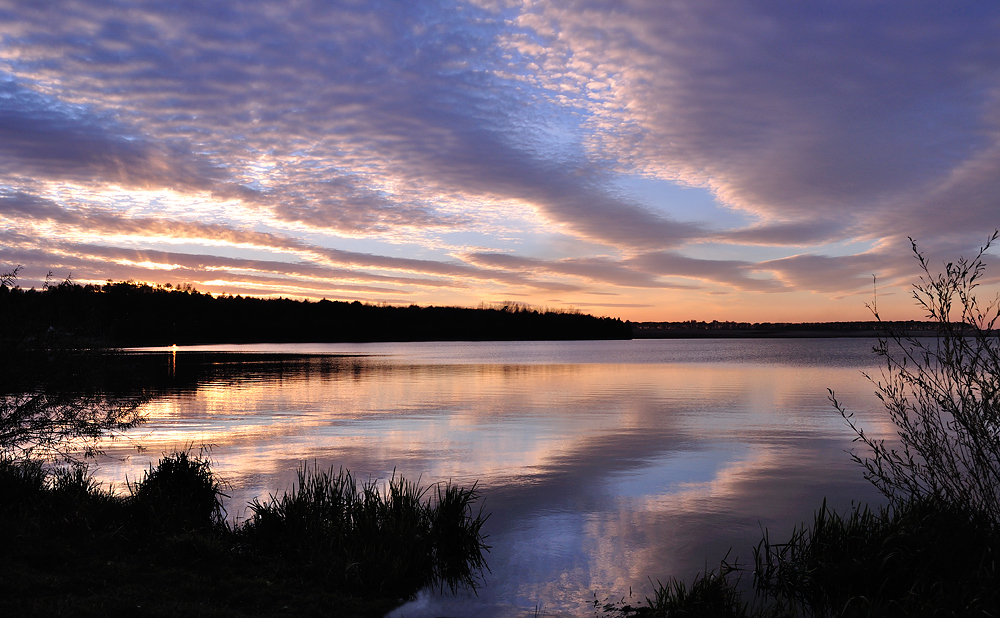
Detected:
left=241, top=464, right=490, bottom=598
left=0, top=454, right=489, bottom=616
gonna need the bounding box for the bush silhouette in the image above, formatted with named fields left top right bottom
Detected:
left=241, top=464, right=489, bottom=598
left=128, top=451, right=228, bottom=534
left=833, top=231, right=1000, bottom=526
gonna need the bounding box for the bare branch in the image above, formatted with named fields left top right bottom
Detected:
left=838, top=231, right=1000, bottom=525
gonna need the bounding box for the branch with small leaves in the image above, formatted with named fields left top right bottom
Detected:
left=833, top=230, right=1000, bottom=526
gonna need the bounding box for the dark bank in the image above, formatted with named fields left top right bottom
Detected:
left=0, top=278, right=630, bottom=346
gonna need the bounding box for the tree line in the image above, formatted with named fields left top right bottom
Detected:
left=0, top=276, right=631, bottom=346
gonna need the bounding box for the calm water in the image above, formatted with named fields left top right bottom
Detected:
left=97, top=339, right=891, bottom=617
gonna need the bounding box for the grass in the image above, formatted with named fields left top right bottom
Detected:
left=241, top=464, right=490, bottom=598
left=597, top=555, right=752, bottom=618
left=128, top=451, right=229, bottom=535
left=599, top=497, right=1000, bottom=618
left=0, top=454, right=489, bottom=617
left=754, top=497, right=1000, bottom=617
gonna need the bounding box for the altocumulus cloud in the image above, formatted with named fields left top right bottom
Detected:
left=1, top=0, right=999, bottom=319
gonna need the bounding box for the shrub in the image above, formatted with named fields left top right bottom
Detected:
left=1, top=268, right=147, bottom=463
left=831, top=231, right=1000, bottom=526
left=128, top=450, right=228, bottom=534
left=612, top=234, right=1000, bottom=617
left=0, top=391, right=146, bottom=463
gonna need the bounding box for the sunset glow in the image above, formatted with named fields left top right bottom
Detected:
left=3, top=2, right=999, bottom=321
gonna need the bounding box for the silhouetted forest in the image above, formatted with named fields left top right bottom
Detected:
left=0, top=280, right=631, bottom=346
left=632, top=319, right=941, bottom=338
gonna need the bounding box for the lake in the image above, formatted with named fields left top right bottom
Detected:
left=95, top=338, right=891, bottom=617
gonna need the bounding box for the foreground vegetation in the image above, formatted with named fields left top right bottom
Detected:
left=0, top=453, right=489, bottom=617
left=599, top=496, right=999, bottom=617
left=604, top=235, right=1000, bottom=617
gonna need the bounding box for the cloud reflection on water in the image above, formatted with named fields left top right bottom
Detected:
left=95, top=340, right=887, bottom=617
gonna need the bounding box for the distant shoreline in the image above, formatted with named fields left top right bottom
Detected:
left=0, top=280, right=631, bottom=346
left=631, top=320, right=940, bottom=339
left=2, top=279, right=954, bottom=344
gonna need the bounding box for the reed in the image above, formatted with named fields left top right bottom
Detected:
left=0, top=454, right=489, bottom=616
left=241, top=464, right=490, bottom=598
left=128, top=450, right=229, bottom=535
left=754, top=497, right=999, bottom=617
left=602, top=496, right=998, bottom=618
left=598, top=557, right=752, bottom=618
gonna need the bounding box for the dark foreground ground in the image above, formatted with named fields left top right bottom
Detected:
left=1, top=547, right=399, bottom=618
left=0, top=456, right=488, bottom=618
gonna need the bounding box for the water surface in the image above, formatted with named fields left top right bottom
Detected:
left=98, top=339, right=890, bottom=617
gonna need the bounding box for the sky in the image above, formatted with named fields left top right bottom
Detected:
left=2, top=1, right=999, bottom=322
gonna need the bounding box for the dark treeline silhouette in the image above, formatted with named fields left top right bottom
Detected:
left=0, top=278, right=631, bottom=346
left=633, top=319, right=940, bottom=338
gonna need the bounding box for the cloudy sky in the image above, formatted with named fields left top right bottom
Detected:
left=2, top=1, right=998, bottom=321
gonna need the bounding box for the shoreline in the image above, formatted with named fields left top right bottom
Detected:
left=632, top=320, right=940, bottom=339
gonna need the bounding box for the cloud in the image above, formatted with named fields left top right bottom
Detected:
left=463, top=252, right=688, bottom=289
left=274, top=176, right=456, bottom=232
left=3, top=241, right=443, bottom=287
left=0, top=80, right=247, bottom=196
left=0, top=190, right=305, bottom=252
left=510, top=1, right=1000, bottom=239
left=0, top=191, right=586, bottom=292
left=758, top=252, right=902, bottom=295
left=0, top=0, right=709, bottom=249
left=316, top=247, right=582, bottom=291
left=2, top=1, right=1000, bottom=315
left=627, top=251, right=785, bottom=292
left=723, top=220, right=848, bottom=247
